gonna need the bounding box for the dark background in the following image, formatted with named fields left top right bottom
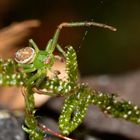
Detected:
left=1, top=0, right=140, bottom=76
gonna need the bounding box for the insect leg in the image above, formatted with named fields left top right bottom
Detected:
left=56, top=44, right=66, bottom=57
left=49, top=21, right=116, bottom=54
left=29, top=39, right=39, bottom=52
left=18, top=64, right=36, bottom=73
left=46, top=39, right=66, bottom=57
left=26, top=69, right=44, bottom=86
left=24, top=68, right=36, bottom=73
left=18, top=63, right=34, bottom=69
left=35, top=73, right=46, bottom=87
left=45, top=39, right=53, bottom=51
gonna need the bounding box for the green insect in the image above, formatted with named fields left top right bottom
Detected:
left=14, top=39, right=64, bottom=87
left=14, top=21, right=116, bottom=87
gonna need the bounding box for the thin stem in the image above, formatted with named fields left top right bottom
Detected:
left=39, top=123, right=76, bottom=140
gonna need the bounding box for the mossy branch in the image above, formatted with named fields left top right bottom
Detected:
left=0, top=58, right=25, bottom=86
left=58, top=84, right=140, bottom=135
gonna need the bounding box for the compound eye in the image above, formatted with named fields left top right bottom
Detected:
left=15, top=47, right=35, bottom=64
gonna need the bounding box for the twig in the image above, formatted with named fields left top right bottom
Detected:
left=39, top=123, right=76, bottom=140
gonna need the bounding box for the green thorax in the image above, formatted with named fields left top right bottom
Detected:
left=33, top=50, right=54, bottom=69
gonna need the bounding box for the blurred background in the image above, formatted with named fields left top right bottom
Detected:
left=1, top=0, right=140, bottom=76
left=1, top=0, right=140, bottom=140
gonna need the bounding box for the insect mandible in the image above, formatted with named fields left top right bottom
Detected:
left=15, top=21, right=116, bottom=87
